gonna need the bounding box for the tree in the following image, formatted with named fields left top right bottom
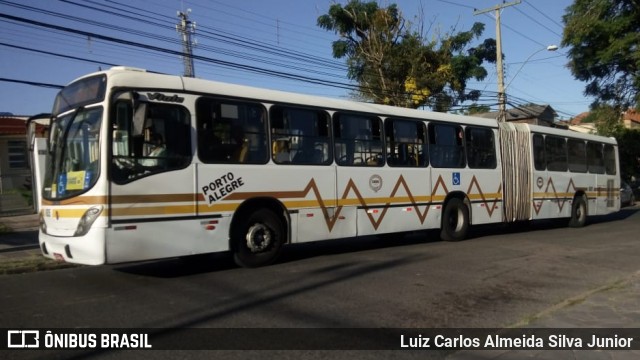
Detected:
left=585, top=105, right=624, bottom=137
left=617, top=129, right=640, bottom=179
left=454, top=104, right=491, bottom=116
left=562, top=0, right=640, bottom=110
left=317, top=0, right=496, bottom=111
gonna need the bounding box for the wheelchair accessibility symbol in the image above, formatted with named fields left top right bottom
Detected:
left=452, top=172, right=461, bottom=186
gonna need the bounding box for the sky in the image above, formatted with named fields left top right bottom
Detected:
left=0, top=0, right=591, bottom=119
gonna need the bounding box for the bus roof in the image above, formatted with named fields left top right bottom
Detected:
left=76, top=67, right=616, bottom=145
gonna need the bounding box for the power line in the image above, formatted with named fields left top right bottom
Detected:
left=0, top=41, right=119, bottom=67
left=0, top=77, right=63, bottom=89
left=514, top=7, right=562, bottom=38
left=0, top=13, right=360, bottom=91
left=0, top=1, right=575, bottom=114
left=51, top=0, right=349, bottom=74
left=523, top=0, right=565, bottom=30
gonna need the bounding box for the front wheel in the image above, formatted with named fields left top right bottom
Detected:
left=568, top=195, right=587, bottom=228
left=440, top=198, right=470, bottom=241
left=232, top=209, right=284, bottom=268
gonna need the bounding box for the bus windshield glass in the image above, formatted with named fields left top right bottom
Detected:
left=43, top=106, right=102, bottom=200
left=53, top=75, right=106, bottom=116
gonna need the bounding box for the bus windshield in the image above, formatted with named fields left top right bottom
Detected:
left=43, top=106, right=102, bottom=200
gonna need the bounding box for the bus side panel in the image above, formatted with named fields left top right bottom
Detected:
left=197, top=165, right=345, bottom=244
left=272, top=166, right=349, bottom=243
left=593, top=174, right=619, bottom=215
left=336, top=166, right=373, bottom=237
left=571, top=172, right=597, bottom=216
left=106, top=165, right=198, bottom=263
left=466, top=168, right=504, bottom=225
left=534, top=171, right=574, bottom=220
left=349, top=167, right=434, bottom=236
left=531, top=168, right=549, bottom=220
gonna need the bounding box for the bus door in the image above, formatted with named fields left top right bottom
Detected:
left=267, top=106, right=344, bottom=243
left=333, top=113, right=390, bottom=237
left=371, top=118, right=432, bottom=234
left=107, top=93, right=197, bottom=262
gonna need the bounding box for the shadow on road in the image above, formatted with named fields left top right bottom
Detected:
left=114, top=231, right=434, bottom=278
left=115, top=207, right=638, bottom=278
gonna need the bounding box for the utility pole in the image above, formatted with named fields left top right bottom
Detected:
left=177, top=9, right=197, bottom=78
left=474, top=0, right=521, bottom=122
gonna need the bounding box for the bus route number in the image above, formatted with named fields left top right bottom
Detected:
left=202, top=172, right=245, bottom=204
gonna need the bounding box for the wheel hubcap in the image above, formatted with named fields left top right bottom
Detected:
left=246, top=223, right=272, bottom=253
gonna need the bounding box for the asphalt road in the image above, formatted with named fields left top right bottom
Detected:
left=1, top=208, right=639, bottom=359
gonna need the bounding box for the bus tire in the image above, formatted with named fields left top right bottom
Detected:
left=232, top=208, right=284, bottom=268
left=440, top=198, right=469, bottom=242
left=568, top=195, right=587, bottom=228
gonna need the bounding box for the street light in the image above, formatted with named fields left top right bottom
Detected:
left=505, top=45, right=559, bottom=90
left=498, top=44, right=558, bottom=122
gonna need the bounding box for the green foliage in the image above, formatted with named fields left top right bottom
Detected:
left=616, top=129, right=640, bottom=180
left=591, top=105, right=625, bottom=137
left=453, top=104, right=491, bottom=116
left=317, top=0, right=496, bottom=111
left=586, top=104, right=640, bottom=179
left=562, top=0, right=640, bottom=109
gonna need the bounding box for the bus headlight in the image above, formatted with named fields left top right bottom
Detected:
left=74, top=206, right=103, bottom=236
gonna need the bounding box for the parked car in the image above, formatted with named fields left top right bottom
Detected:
left=621, top=181, right=636, bottom=207
left=631, top=179, right=640, bottom=199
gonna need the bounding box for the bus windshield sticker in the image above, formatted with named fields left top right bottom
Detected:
left=65, top=171, right=86, bottom=190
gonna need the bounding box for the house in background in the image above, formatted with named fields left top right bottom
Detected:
left=0, top=115, right=31, bottom=193
left=568, top=112, right=597, bottom=134
left=0, top=114, right=47, bottom=215
left=568, top=108, right=640, bottom=133
left=622, top=108, right=640, bottom=129
left=476, top=104, right=564, bottom=128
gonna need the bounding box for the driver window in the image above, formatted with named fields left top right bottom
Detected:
left=111, top=100, right=191, bottom=183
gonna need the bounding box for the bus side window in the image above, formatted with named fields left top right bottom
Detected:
left=465, top=126, right=496, bottom=169
left=196, top=97, right=268, bottom=164
left=545, top=136, right=568, bottom=172
left=568, top=139, right=587, bottom=173
left=270, top=106, right=331, bottom=165
left=386, top=118, right=427, bottom=167
left=428, top=123, right=465, bottom=168
left=532, top=134, right=546, bottom=171
left=587, top=142, right=605, bottom=174
left=334, top=113, right=383, bottom=167
left=604, top=144, right=616, bottom=175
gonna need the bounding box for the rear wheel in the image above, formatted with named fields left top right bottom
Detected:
left=568, top=195, right=587, bottom=228
left=440, top=198, right=469, bottom=241
left=232, top=209, right=284, bottom=268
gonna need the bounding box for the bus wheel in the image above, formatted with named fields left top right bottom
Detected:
left=569, top=195, right=587, bottom=228
left=232, top=209, right=284, bottom=268
left=440, top=198, right=469, bottom=241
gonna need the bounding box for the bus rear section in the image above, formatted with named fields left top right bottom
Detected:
left=499, top=122, right=620, bottom=226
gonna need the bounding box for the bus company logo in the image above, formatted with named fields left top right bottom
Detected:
left=369, top=175, right=383, bottom=192
left=146, top=92, right=184, bottom=103
left=7, top=330, right=39, bottom=348
left=537, top=177, right=544, bottom=189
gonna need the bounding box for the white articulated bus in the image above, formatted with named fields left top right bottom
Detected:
left=38, top=67, right=620, bottom=267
